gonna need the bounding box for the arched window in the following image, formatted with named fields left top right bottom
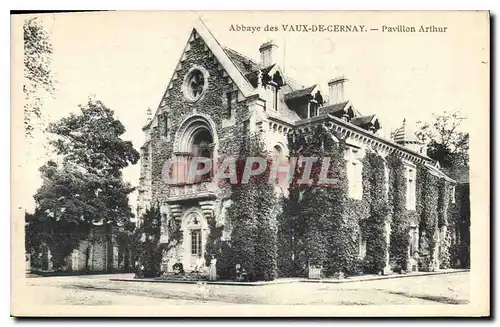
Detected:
left=191, top=129, right=214, bottom=183
left=172, top=114, right=218, bottom=185
left=273, top=145, right=283, bottom=160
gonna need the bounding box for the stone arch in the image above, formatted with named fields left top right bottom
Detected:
left=174, top=114, right=219, bottom=153
left=171, top=114, right=219, bottom=184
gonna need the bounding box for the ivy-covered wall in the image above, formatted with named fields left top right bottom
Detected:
left=387, top=154, right=410, bottom=271
left=447, top=183, right=470, bottom=268
left=416, top=165, right=439, bottom=271
left=224, top=134, right=279, bottom=281
left=360, top=152, right=389, bottom=274
left=278, top=126, right=362, bottom=277
left=278, top=127, right=462, bottom=278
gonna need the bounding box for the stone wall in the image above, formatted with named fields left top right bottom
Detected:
left=145, top=36, right=251, bottom=205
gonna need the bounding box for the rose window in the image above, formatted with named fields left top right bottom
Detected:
left=187, top=70, right=205, bottom=100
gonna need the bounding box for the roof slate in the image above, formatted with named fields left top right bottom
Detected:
left=223, top=47, right=260, bottom=76
left=284, top=85, right=317, bottom=102
left=319, top=101, right=350, bottom=115
left=351, top=114, right=376, bottom=126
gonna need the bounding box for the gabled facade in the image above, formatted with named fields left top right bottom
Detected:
left=138, top=21, right=457, bottom=273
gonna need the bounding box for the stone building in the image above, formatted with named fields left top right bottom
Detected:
left=27, top=224, right=132, bottom=274
left=137, top=21, right=459, bottom=274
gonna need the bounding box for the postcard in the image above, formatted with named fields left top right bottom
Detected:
left=11, top=10, right=489, bottom=317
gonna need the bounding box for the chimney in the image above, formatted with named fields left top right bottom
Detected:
left=259, top=41, right=278, bottom=68
left=146, top=107, right=152, bottom=123
left=328, top=76, right=348, bottom=104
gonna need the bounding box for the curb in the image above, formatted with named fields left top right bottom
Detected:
left=109, top=269, right=468, bottom=286
left=302, top=269, right=469, bottom=284
left=109, top=278, right=302, bottom=286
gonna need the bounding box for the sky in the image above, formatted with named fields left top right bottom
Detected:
left=15, top=11, right=487, bottom=212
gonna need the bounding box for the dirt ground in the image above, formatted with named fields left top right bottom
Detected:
left=19, top=271, right=469, bottom=306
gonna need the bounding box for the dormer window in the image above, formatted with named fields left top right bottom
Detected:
left=309, top=101, right=319, bottom=118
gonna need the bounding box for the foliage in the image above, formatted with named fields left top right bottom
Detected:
left=227, top=132, right=278, bottom=281
left=28, top=99, right=139, bottom=269
left=387, top=153, right=409, bottom=271
left=24, top=17, right=55, bottom=137
left=253, top=155, right=279, bottom=281
left=416, top=110, right=469, bottom=169
left=134, top=206, right=163, bottom=277
left=283, top=126, right=360, bottom=277
left=360, top=152, right=390, bottom=274
left=277, top=191, right=307, bottom=277
left=447, top=184, right=470, bottom=269
left=227, top=151, right=257, bottom=276
left=204, top=213, right=232, bottom=278
left=47, top=98, right=140, bottom=177
left=25, top=211, right=82, bottom=271
left=417, top=166, right=440, bottom=271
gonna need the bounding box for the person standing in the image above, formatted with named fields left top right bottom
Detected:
left=209, top=255, right=217, bottom=281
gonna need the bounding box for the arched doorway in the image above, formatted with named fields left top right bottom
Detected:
left=181, top=209, right=209, bottom=271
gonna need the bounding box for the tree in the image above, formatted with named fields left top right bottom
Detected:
left=134, top=206, right=163, bottom=278
left=47, top=98, right=140, bottom=178
left=416, top=110, right=469, bottom=168
left=24, top=17, right=55, bottom=137
left=27, top=98, right=140, bottom=270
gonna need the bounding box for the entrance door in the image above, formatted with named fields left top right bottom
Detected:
left=190, top=229, right=202, bottom=267
left=183, top=211, right=207, bottom=271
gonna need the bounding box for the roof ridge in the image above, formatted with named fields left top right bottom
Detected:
left=223, top=47, right=259, bottom=66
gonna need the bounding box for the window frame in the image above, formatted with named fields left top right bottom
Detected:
left=191, top=229, right=202, bottom=256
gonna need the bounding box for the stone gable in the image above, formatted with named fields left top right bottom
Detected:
left=141, top=34, right=251, bottom=208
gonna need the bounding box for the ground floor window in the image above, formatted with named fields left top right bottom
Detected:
left=191, top=229, right=202, bottom=256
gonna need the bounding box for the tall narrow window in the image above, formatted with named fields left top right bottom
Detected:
left=163, top=113, right=168, bottom=137
left=191, top=230, right=202, bottom=256
left=226, top=92, right=232, bottom=118
left=358, top=230, right=367, bottom=259
left=407, top=168, right=416, bottom=210
left=309, top=101, right=318, bottom=117
left=347, top=149, right=363, bottom=200
left=273, top=88, right=278, bottom=111
left=409, top=226, right=417, bottom=256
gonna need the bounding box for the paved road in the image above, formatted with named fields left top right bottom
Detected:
left=21, top=271, right=469, bottom=306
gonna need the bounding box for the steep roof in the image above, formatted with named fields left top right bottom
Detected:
left=320, top=101, right=350, bottom=115
left=351, top=114, right=376, bottom=127
left=143, top=20, right=259, bottom=130
left=424, top=163, right=456, bottom=183
left=223, top=47, right=260, bottom=76
left=284, top=85, right=317, bottom=102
